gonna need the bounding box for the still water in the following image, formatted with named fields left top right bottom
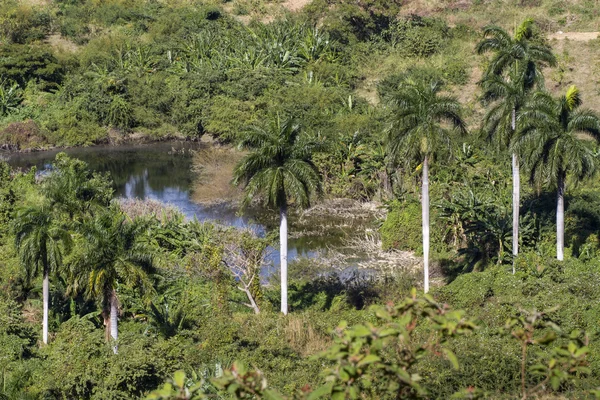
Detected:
left=6, top=142, right=327, bottom=268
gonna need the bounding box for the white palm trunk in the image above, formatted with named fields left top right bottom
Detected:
left=512, top=152, right=520, bottom=273
left=511, top=108, right=519, bottom=274
left=42, top=271, right=49, bottom=345
left=557, top=172, right=565, bottom=261
left=422, top=155, right=430, bottom=293
left=280, top=203, right=288, bottom=315
left=110, top=289, right=119, bottom=354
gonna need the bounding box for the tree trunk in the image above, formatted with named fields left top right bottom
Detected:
left=280, top=202, right=288, bottom=315
left=557, top=171, right=565, bottom=261
left=511, top=107, right=519, bottom=274
left=512, top=151, right=520, bottom=274
left=42, top=270, right=49, bottom=345
left=110, top=289, right=119, bottom=354
left=422, top=155, right=430, bottom=294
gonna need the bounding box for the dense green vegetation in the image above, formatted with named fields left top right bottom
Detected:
left=3, top=0, right=600, bottom=398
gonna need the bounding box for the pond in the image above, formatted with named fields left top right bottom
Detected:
left=6, top=142, right=372, bottom=272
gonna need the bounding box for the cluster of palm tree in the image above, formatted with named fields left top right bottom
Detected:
left=14, top=154, right=155, bottom=352
left=16, top=22, right=600, bottom=328
left=234, top=19, right=600, bottom=305
left=384, top=19, right=600, bottom=291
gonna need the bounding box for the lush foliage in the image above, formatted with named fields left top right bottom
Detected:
left=3, top=0, right=600, bottom=398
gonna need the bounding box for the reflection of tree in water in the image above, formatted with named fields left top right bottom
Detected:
left=82, top=148, right=195, bottom=197
left=8, top=143, right=199, bottom=199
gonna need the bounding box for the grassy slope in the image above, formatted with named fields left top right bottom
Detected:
left=351, top=0, right=600, bottom=119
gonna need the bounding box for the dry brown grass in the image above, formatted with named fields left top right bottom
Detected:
left=119, top=198, right=183, bottom=222
left=46, top=33, right=80, bottom=53
left=190, top=146, right=244, bottom=204
left=283, top=314, right=331, bottom=357
left=548, top=38, right=600, bottom=113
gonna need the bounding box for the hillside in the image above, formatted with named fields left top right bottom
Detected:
left=3, top=1, right=600, bottom=399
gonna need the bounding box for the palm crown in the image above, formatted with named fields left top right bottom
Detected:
left=233, top=117, right=322, bottom=209
left=71, top=210, right=154, bottom=307
left=387, top=80, right=466, bottom=162
left=517, top=86, right=600, bottom=186
left=476, top=18, right=556, bottom=87
left=14, top=205, right=71, bottom=284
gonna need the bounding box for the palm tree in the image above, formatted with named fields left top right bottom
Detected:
left=43, top=152, right=113, bottom=221
left=386, top=80, right=466, bottom=293
left=233, top=117, right=322, bottom=315
left=477, top=18, right=556, bottom=272
left=516, top=86, right=600, bottom=260
left=14, top=204, right=72, bottom=345
left=70, top=209, right=154, bottom=353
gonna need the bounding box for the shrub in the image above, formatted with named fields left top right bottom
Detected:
left=380, top=200, right=422, bottom=252
left=0, top=44, right=63, bottom=90
left=0, top=120, right=46, bottom=150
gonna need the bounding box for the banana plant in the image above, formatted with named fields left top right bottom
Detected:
left=0, top=80, right=22, bottom=117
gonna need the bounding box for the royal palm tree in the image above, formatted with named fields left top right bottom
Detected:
left=14, top=204, right=72, bottom=345
left=70, top=209, right=154, bottom=353
left=516, top=86, right=600, bottom=260
left=233, top=117, right=322, bottom=315
left=477, top=18, right=556, bottom=271
left=386, top=80, right=466, bottom=293
left=43, top=152, right=113, bottom=221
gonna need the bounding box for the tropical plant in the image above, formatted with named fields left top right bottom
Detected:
left=516, top=86, right=600, bottom=260
left=68, top=208, right=154, bottom=353
left=477, top=18, right=556, bottom=271
left=386, top=80, right=466, bottom=293
left=14, top=204, right=72, bottom=344
left=0, top=80, right=22, bottom=117
left=233, top=116, right=322, bottom=314
left=42, top=153, right=113, bottom=221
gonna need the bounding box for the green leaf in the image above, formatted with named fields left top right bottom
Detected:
left=357, top=354, right=381, bottom=368
left=442, top=348, right=459, bottom=370
left=173, top=371, right=185, bottom=388
left=307, top=383, right=333, bottom=400
left=350, top=325, right=371, bottom=337
left=332, top=391, right=346, bottom=400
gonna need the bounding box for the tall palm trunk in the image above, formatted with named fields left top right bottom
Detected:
left=511, top=108, right=519, bottom=274
left=42, top=269, right=49, bottom=345
left=557, top=171, right=565, bottom=261
left=512, top=152, right=520, bottom=272
left=110, top=289, right=119, bottom=354
left=422, top=155, right=430, bottom=293
left=280, top=202, right=288, bottom=315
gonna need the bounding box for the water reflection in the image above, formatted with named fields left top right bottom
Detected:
left=6, top=143, right=321, bottom=266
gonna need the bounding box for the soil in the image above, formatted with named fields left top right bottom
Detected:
left=280, top=0, right=312, bottom=12
left=548, top=31, right=600, bottom=41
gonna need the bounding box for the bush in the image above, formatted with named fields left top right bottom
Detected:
left=380, top=200, right=422, bottom=252
left=385, top=15, right=451, bottom=57
left=0, top=44, right=63, bottom=90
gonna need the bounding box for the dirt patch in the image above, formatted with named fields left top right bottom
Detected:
left=223, top=0, right=312, bottom=25
left=549, top=38, right=600, bottom=113
left=548, top=31, right=600, bottom=41
left=280, top=0, right=312, bottom=12
left=46, top=34, right=79, bottom=53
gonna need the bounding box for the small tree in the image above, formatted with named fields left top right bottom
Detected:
left=69, top=208, right=154, bottom=353
left=14, top=204, right=71, bottom=344
left=477, top=18, right=556, bottom=271
left=386, top=80, right=466, bottom=293
left=222, top=230, right=271, bottom=315
left=233, top=116, right=322, bottom=315
left=516, top=86, right=600, bottom=260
